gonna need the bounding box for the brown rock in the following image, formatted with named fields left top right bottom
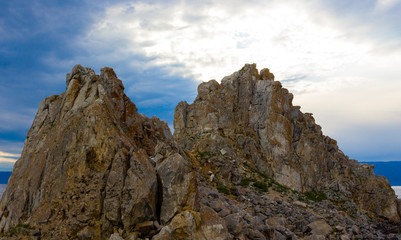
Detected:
left=0, top=65, right=197, bottom=239
left=152, top=210, right=198, bottom=240
left=156, top=152, right=197, bottom=224
left=307, top=220, right=332, bottom=236
left=173, top=63, right=400, bottom=223
left=1, top=63, right=400, bottom=240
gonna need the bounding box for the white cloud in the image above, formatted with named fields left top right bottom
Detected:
left=392, top=186, right=401, bottom=197
left=77, top=0, right=401, bottom=160
left=84, top=0, right=401, bottom=117
left=375, top=0, right=401, bottom=11
left=0, top=157, right=17, bottom=163
left=0, top=140, right=24, bottom=157
left=0, top=150, right=20, bottom=163
left=83, top=0, right=371, bottom=83
left=0, top=151, right=20, bottom=158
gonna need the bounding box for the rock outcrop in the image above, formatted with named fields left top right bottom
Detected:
left=0, top=65, right=200, bottom=239
left=174, top=64, right=400, bottom=223
left=0, top=64, right=400, bottom=239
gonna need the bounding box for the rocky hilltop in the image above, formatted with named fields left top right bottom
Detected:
left=0, top=64, right=400, bottom=239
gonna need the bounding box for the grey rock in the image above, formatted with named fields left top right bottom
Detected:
left=156, top=153, right=197, bottom=225
left=109, top=233, right=124, bottom=240
left=307, top=220, right=332, bottom=236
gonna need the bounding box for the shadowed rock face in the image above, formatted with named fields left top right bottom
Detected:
left=0, top=65, right=199, bottom=239
left=174, top=63, right=400, bottom=223
left=0, top=64, right=400, bottom=240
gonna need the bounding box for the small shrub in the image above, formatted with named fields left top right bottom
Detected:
left=198, top=151, right=213, bottom=160
left=304, top=190, right=327, bottom=202
left=273, top=183, right=289, bottom=193
left=253, top=181, right=268, bottom=192
left=217, top=182, right=230, bottom=195
left=3, top=223, right=34, bottom=237
left=243, top=162, right=252, bottom=169
left=255, top=169, right=269, bottom=181
left=243, top=162, right=269, bottom=181
left=239, top=177, right=255, bottom=187
left=297, top=194, right=310, bottom=204
left=16, top=223, right=33, bottom=229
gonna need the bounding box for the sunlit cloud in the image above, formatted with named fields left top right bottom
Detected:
left=1, top=0, right=400, bottom=165
left=0, top=142, right=22, bottom=170
left=84, top=0, right=372, bottom=84
left=0, top=151, right=19, bottom=163
left=0, top=157, right=17, bottom=163
left=77, top=0, right=401, bottom=162
left=0, top=140, right=24, bottom=155
left=0, top=151, right=20, bottom=158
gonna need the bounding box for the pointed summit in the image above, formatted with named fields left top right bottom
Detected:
left=0, top=65, right=199, bottom=239
left=1, top=64, right=400, bottom=239
left=174, top=63, right=400, bottom=222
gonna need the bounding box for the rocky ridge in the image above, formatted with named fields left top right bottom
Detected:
left=0, top=64, right=400, bottom=239
left=0, top=65, right=205, bottom=239
left=174, top=63, right=400, bottom=223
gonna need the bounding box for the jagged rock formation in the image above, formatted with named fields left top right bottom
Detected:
left=0, top=64, right=400, bottom=239
left=0, top=65, right=212, bottom=239
left=174, top=64, right=400, bottom=223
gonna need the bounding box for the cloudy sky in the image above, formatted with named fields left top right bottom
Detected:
left=1, top=0, right=401, bottom=171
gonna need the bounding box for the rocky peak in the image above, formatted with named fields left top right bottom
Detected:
left=1, top=64, right=400, bottom=240
left=0, top=65, right=199, bottom=239
left=174, top=64, right=401, bottom=223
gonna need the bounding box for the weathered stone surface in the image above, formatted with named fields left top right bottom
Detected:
left=156, top=152, right=197, bottom=224
left=152, top=210, right=198, bottom=240
left=109, top=233, right=124, bottom=240
left=304, top=235, right=325, bottom=240
left=307, top=220, right=332, bottom=236
left=0, top=65, right=196, bottom=239
left=1, top=64, right=400, bottom=240
left=152, top=205, right=230, bottom=240
left=174, top=63, right=400, bottom=223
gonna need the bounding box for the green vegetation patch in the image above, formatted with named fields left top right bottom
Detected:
left=239, top=177, right=255, bottom=187
left=243, top=162, right=269, bottom=181
left=198, top=151, right=214, bottom=160
left=304, top=190, right=327, bottom=202
left=1, top=223, right=35, bottom=237
left=272, top=182, right=290, bottom=193
left=253, top=181, right=269, bottom=192
left=216, top=182, right=230, bottom=195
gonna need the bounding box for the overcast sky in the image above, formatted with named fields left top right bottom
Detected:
left=1, top=0, right=401, bottom=170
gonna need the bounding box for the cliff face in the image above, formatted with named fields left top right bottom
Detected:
left=174, top=64, right=400, bottom=223
left=0, top=64, right=400, bottom=239
left=0, top=65, right=204, bottom=239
